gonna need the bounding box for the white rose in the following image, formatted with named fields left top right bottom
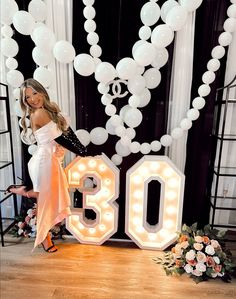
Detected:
left=196, top=262, right=206, bottom=272
left=211, top=240, right=220, bottom=249
left=193, top=243, right=204, bottom=251
left=211, top=272, right=217, bottom=278
left=192, top=269, right=203, bottom=277
left=186, top=249, right=196, bottom=260
left=18, top=228, right=23, bottom=235
left=205, top=245, right=215, bottom=255
left=184, top=264, right=193, bottom=274
left=194, top=236, right=203, bottom=243
left=196, top=252, right=207, bottom=263
left=213, top=256, right=220, bottom=264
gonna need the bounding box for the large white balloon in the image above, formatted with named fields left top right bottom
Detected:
left=75, top=129, right=91, bottom=146
left=33, top=26, right=56, bottom=50
left=6, top=57, right=18, bottom=69
left=140, top=2, right=161, bottom=26
left=116, top=58, right=138, bottom=80
left=28, top=0, right=47, bottom=22
left=179, top=0, right=203, bottom=12
left=127, top=75, right=146, bottom=95
left=166, top=6, right=188, bottom=31
left=124, top=108, right=143, bottom=128
left=53, top=40, right=76, bottom=63
left=151, top=48, right=169, bottom=68
left=74, top=54, right=96, bottom=76
left=133, top=42, right=156, bottom=66
left=90, top=127, right=108, bottom=145
left=151, top=24, right=174, bottom=48
left=1, top=0, right=19, bottom=25
left=13, top=10, right=35, bottom=35
left=143, top=68, right=161, bottom=89
left=160, top=0, right=179, bottom=22
left=95, top=62, right=116, bottom=84
left=33, top=67, right=52, bottom=88
left=7, top=70, right=24, bottom=88
left=1, top=37, right=19, bottom=57
left=32, top=47, right=52, bottom=66
left=111, top=154, right=122, bottom=166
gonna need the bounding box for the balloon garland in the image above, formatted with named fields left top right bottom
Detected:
left=1, top=0, right=236, bottom=165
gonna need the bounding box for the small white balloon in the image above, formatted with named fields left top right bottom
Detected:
left=151, top=140, right=161, bottom=152
left=13, top=10, right=35, bottom=35
left=139, top=26, right=152, bottom=40
left=75, top=129, right=91, bottom=146
left=28, top=0, right=46, bottom=22
left=83, top=6, right=96, bottom=19
left=32, top=46, right=52, bottom=66
left=132, top=40, right=146, bottom=57
left=116, top=58, right=138, bottom=80
left=95, top=62, right=116, bottom=84
left=90, top=127, right=108, bottom=145
left=83, top=0, right=95, bottom=6
left=87, top=32, right=99, bottom=45
left=127, top=75, right=146, bottom=95
left=171, top=127, right=184, bottom=139
left=133, top=42, right=156, bottom=66
left=120, top=136, right=131, bottom=146
left=160, top=0, right=179, bottom=22
left=138, top=88, right=151, bottom=108
left=151, top=24, right=174, bottom=48
left=151, top=48, right=169, bottom=68
left=179, top=0, right=203, bottom=12
left=115, top=126, right=126, bottom=137
left=74, top=54, right=96, bottom=76
left=105, top=104, right=116, bottom=116
left=198, top=84, right=211, bottom=97
left=187, top=108, right=200, bottom=121
left=223, top=18, right=236, bottom=33
left=140, top=2, right=161, bottom=26
left=111, top=154, right=123, bottom=166
left=180, top=118, right=192, bottom=130
left=160, top=134, right=172, bottom=147
left=110, top=114, right=123, bottom=127
left=140, top=143, right=151, bottom=154
left=7, top=70, right=24, bottom=88
left=211, top=46, right=225, bottom=59
left=101, top=94, right=113, bottom=105
left=126, top=127, right=136, bottom=140
left=128, top=95, right=140, bottom=108
left=207, top=59, right=220, bottom=72
left=33, top=67, right=52, bottom=88
left=115, top=140, right=131, bottom=157
left=97, top=83, right=109, bottom=94
left=227, top=4, right=236, bottom=18
left=166, top=6, right=188, bottom=31
left=130, top=141, right=141, bottom=153
left=84, top=19, right=96, bottom=32
left=1, top=37, right=19, bottom=57
left=90, top=44, right=102, bottom=58
left=143, top=68, right=161, bottom=89
left=192, top=97, right=206, bottom=110
left=120, top=104, right=132, bottom=120
left=6, top=57, right=18, bottom=69
left=105, top=118, right=117, bottom=135
left=202, top=71, right=215, bottom=84
left=1, top=0, right=19, bottom=25
left=1, top=25, right=13, bottom=37
left=28, top=144, right=38, bottom=155
left=218, top=32, right=233, bottom=46
left=53, top=40, right=76, bottom=63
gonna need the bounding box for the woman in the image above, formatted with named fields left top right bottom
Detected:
left=9, top=78, right=86, bottom=253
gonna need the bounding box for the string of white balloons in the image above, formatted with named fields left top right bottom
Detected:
left=1, top=0, right=236, bottom=165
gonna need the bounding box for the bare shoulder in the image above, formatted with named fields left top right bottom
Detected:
left=31, top=108, right=51, bottom=130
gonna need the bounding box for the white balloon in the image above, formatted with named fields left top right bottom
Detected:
left=160, top=134, right=172, bottom=147
left=139, top=26, right=152, bottom=40
left=87, top=32, right=99, bottom=45
left=13, top=10, right=35, bottom=35
left=127, top=75, right=146, bottom=95
left=32, top=47, right=52, bottom=66
left=84, top=19, right=96, bottom=32
left=180, top=118, right=192, bottom=130
left=12, top=88, right=20, bottom=99
left=124, top=108, right=143, bottom=128
left=140, top=143, right=151, bottom=154
left=7, top=70, right=24, bottom=88
left=223, top=18, right=236, bottom=33
left=211, top=46, right=225, bottom=59
left=218, top=32, right=233, bottom=46
left=140, top=2, right=161, bottom=26
left=132, top=40, right=146, bottom=57
left=227, top=4, right=236, bottom=18
left=115, top=140, right=131, bottom=157
left=187, top=108, right=200, bottom=121
left=28, top=0, right=46, bottom=22
left=33, top=26, right=56, bottom=50
left=116, top=58, right=138, bottom=80
left=97, top=83, right=109, bottom=94
left=111, top=154, right=123, bottom=166
left=1, top=37, right=19, bottom=57
left=179, top=0, right=203, bottom=12
left=136, top=65, right=145, bottom=75
left=30, top=21, right=46, bottom=42
left=138, top=88, right=151, bottom=108
left=83, top=6, right=96, bottom=19
left=90, top=127, right=108, bottom=145
left=105, top=104, right=116, bottom=116
left=128, top=95, right=140, bottom=108
left=75, top=129, right=91, bottom=146
left=143, top=68, right=161, bottom=89
left=160, top=0, right=179, bottom=22
left=129, top=141, right=140, bottom=153
left=198, top=84, right=211, bottom=97
left=151, top=48, right=169, bottom=68
left=192, top=97, right=205, bottom=110
left=151, top=140, right=161, bottom=152
left=151, top=24, right=174, bottom=48
left=115, top=126, right=126, bottom=137
left=119, top=104, right=132, bottom=120
left=166, top=6, right=188, bottom=31
left=28, top=144, right=38, bottom=155
left=1, top=25, right=13, bottom=37
left=171, top=128, right=184, bottom=139
left=202, top=71, right=215, bottom=85
left=110, top=114, right=123, bottom=127
left=90, top=44, right=102, bottom=57
left=101, top=94, right=113, bottom=105
left=105, top=118, right=117, bottom=135
left=1, top=0, right=19, bottom=25
left=6, top=57, right=18, bottom=69
left=95, top=62, right=116, bottom=84
left=83, top=0, right=95, bottom=6
left=133, top=42, right=156, bottom=66
left=207, top=59, right=220, bottom=72
left=53, top=40, right=76, bottom=63
left=120, top=136, right=131, bottom=146
left=33, top=67, right=52, bottom=88
left=74, top=54, right=96, bottom=76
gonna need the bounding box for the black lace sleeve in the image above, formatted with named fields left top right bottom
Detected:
left=54, top=126, right=86, bottom=156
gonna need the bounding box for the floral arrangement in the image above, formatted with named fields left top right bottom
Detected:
left=154, top=223, right=236, bottom=283
left=10, top=203, right=66, bottom=240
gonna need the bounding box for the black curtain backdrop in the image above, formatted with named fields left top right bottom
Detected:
left=13, top=0, right=230, bottom=237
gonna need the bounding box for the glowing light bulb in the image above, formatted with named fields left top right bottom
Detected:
left=132, top=175, right=142, bottom=184
left=78, top=223, right=84, bottom=230
left=133, top=203, right=142, bottom=213
left=163, top=219, right=174, bottom=229
left=150, top=162, right=160, bottom=171
left=104, top=178, right=111, bottom=185
left=78, top=163, right=86, bottom=171
left=148, top=233, right=157, bottom=241
left=160, top=228, right=169, bottom=237
left=167, top=178, right=179, bottom=188
left=99, top=224, right=106, bottom=231
left=133, top=190, right=143, bottom=199
left=166, top=206, right=176, bottom=215
left=163, top=167, right=174, bottom=177
left=166, top=191, right=177, bottom=200
left=104, top=212, right=113, bottom=221
left=136, top=226, right=145, bottom=233
left=132, top=217, right=141, bottom=225
left=99, top=164, right=107, bottom=172
left=88, top=159, right=97, bottom=168
left=72, top=172, right=80, bottom=180
left=138, top=166, right=148, bottom=176
left=89, top=228, right=96, bottom=234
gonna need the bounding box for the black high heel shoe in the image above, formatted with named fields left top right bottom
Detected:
left=4, top=177, right=25, bottom=195
left=41, top=241, right=58, bottom=253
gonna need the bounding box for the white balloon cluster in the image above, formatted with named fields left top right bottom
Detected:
left=1, top=0, right=236, bottom=164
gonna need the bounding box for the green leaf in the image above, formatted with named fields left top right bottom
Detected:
left=190, top=222, right=198, bottom=232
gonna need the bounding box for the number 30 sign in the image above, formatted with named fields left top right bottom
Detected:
left=65, top=154, right=185, bottom=250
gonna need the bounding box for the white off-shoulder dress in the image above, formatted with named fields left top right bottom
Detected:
left=28, top=121, right=71, bottom=249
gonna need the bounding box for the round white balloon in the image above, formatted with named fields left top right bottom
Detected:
left=7, top=70, right=24, bottom=88
left=28, top=0, right=47, bottom=22
left=90, top=127, right=108, bottom=145
left=13, top=10, right=35, bottom=35
left=75, top=129, right=91, bottom=146
left=53, top=40, right=76, bottom=63
left=74, top=54, right=96, bottom=76
left=33, top=67, right=52, bottom=88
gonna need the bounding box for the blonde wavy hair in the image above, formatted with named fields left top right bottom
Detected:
left=20, top=78, right=68, bottom=137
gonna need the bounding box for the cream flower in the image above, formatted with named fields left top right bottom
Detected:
left=213, top=256, right=220, bottom=264
left=211, top=240, right=221, bottom=249
left=194, top=236, right=203, bottom=243
left=184, top=264, right=193, bottom=274
left=196, top=251, right=207, bottom=263
left=205, top=245, right=215, bottom=255
left=192, top=269, right=203, bottom=277
left=196, top=262, right=206, bottom=272
left=193, top=242, right=204, bottom=251
left=186, top=249, right=196, bottom=260
left=180, top=241, right=189, bottom=249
